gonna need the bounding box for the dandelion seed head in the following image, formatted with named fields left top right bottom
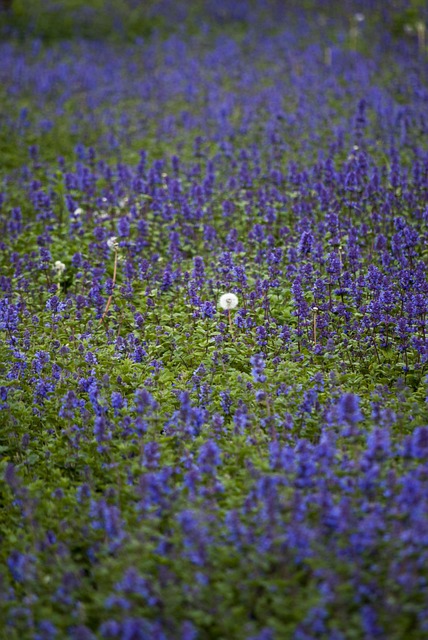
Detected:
left=54, top=261, right=66, bottom=275
left=219, top=293, right=238, bottom=310
left=107, top=237, right=119, bottom=251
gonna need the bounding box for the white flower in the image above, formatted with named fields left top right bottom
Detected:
left=54, top=260, right=66, bottom=275
left=219, top=293, right=239, bottom=310
left=107, top=236, right=119, bottom=250
left=354, top=12, right=365, bottom=22
left=73, top=207, right=84, bottom=216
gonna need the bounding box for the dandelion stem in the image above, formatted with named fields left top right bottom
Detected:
left=228, top=309, right=234, bottom=336
left=100, top=247, right=118, bottom=325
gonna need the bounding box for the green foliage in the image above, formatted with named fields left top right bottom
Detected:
left=2, top=0, right=166, bottom=42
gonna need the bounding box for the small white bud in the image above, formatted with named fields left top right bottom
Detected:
left=107, top=236, right=119, bottom=250
left=54, top=260, right=66, bottom=275
left=73, top=207, right=84, bottom=216
left=354, top=13, right=365, bottom=22
left=219, top=293, right=239, bottom=310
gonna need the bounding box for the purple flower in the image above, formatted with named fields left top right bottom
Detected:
left=117, top=217, right=130, bottom=237
left=200, top=300, right=216, bottom=318
left=134, top=388, right=156, bottom=414
left=0, top=298, right=20, bottom=332
left=220, top=390, right=232, bottom=414
left=46, top=296, right=63, bottom=313
left=298, top=230, right=314, bottom=256
left=89, top=499, right=124, bottom=546
left=76, top=484, right=91, bottom=503
left=35, top=621, right=57, bottom=640
left=59, top=390, right=84, bottom=420
left=250, top=353, right=266, bottom=383
left=233, top=403, right=249, bottom=434
left=181, top=621, right=198, bottom=640
left=99, top=620, right=121, bottom=638
left=115, top=568, right=158, bottom=606
left=192, top=256, right=205, bottom=281
left=111, top=391, right=126, bottom=414
left=248, top=630, right=274, bottom=640
left=198, top=440, right=221, bottom=473
left=365, top=428, right=391, bottom=461
left=410, top=427, right=428, bottom=459
left=7, top=550, right=36, bottom=583
left=143, top=442, right=160, bottom=469
left=32, top=350, right=50, bottom=373
left=85, top=351, right=98, bottom=365
left=69, top=626, right=95, bottom=640
left=337, top=393, right=363, bottom=427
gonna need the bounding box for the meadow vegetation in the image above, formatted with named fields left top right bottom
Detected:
left=1, top=1, right=428, bottom=638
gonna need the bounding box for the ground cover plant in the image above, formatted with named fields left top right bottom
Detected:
left=1, top=0, right=428, bottom=638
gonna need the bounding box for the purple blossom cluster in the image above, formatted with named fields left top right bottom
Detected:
left=3, top=426, right=428, bottom=638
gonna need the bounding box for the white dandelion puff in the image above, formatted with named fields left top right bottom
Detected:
left=107, top=236, right=119, bottom=251
left=54, top=260, right=66, bottom=275
left=219, top=293, right=239, bottom=310
left=219, top=293, right=238, bottom=335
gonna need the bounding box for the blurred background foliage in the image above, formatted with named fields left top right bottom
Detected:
left=0, top=0, right=168, bottom=41
left=0, top=0, right=427, bottom=43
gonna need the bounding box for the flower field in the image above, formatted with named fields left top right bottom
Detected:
left=1, top=1, right=428, bottom=638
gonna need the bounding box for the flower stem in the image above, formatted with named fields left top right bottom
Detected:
left=228, top=309, right=234, bottom=336
left=100, top=248, right=118, bottom=325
